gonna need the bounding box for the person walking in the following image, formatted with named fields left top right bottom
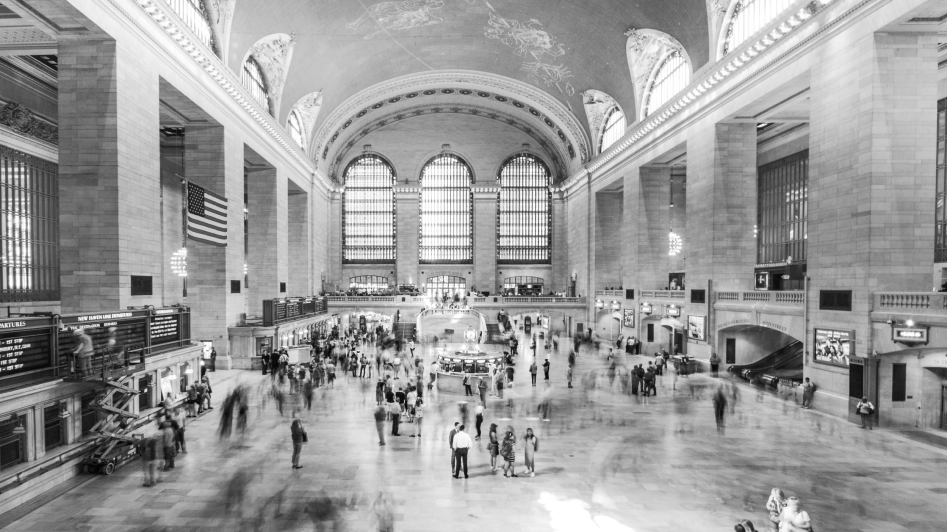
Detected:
left=523, top=427, right=538, bottom=477
left=542, top=358, right=550, bottom=380
left=448, top=422, right=459, bottom=474
left=374, top=405, right=386, bottom=446
left=412, top=399, right=424, bottom=438
left=463, top=373, right=473, bottom=396
left=477, top=376, right=487, bottom=404
left=160, top=416, right=177, bottom=471
left=567, top=365, right=573, bottom=388
left=710, top=352, right=721, bottom=378
left=138, top=436, right=159, bottom=487
left=452, top=425, right=471, bottom=479
left=474, top=402, right=484, bottom=440
left=856, top=396, right=874, bottom=429
left=644, top=366, right=657, bottom=397
left=488, top=423, right=500, bottom=472
left=500, top=430, right=517, bottom=478
left=801, top=378, right=815, bottom=409
left=631, top=364, right=640, bottom=395
left=529, top=361, right=538, bottom=386
left=290, top=419, right=308, bottom=469
left=713, top=385, right=728, bottom=433
left=388, top=399, right=402, bottom=436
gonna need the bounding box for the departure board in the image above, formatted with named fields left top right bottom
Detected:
left=57, top=315, right=148, bottom=374
left=0, top=329, right=53, bottom=377
left=150, top=313, right=181, bottom=345
left=263, top=298, right=327, bottom=326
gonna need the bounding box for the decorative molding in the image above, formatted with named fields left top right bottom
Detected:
left=625, top=28, right=689, bottom=119
left=580, top=90, right=622, bottom=153
left=312, top=70, right=590, bottom=173
left=0, top=143, right=57, bottom=170
left=0, top=26, right=56, bottom=51
left=0, top=102, right=57, bottom=144
left=247, top=32, right=295, bottom=117
left=707, top=0, right=729, bottom=56
left=326, top=103, right=568, bottom=181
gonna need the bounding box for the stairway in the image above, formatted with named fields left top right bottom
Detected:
left=393, top=322, right=416, bottom=341
left=484, top=324, right=505, bottom=344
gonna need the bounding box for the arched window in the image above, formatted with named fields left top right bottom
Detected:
left=287, top=110, right=305, bottom=149
left=419, top=154, right=473, bottom=264
left=242, top=56, right=270, bottom=112
left=497, top=154, right=551, bottom=264
left=642, top=52, right=688, bottom=120
left=426, top=275, right=466, bottom=299
left=164, top=0, right=213, bottom=51
left=599, top=107, right=625, bottom=152
left=342, top=155, right=396, bottom=263
left=349, top=275, right=389, bottom=292
left=721, top=0, right=796, bottom=57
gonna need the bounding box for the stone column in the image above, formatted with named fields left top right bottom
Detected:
left=58, top=35, right=162, bottom=312
left=246, top=167, right=288, bottom=312
left=287, top=183, right=311, bottom=295
left=551, top=190, right=568, bottom=292
left=394, top=185, right=419, bottom=287
left=686, top=122, right=757, bottom=293
left=472, top=185, right=498, bottom=294
left=806, top=31, right=938, bottom=415
left=637, top=166, right=671, bottom=290
left=594, top=191, right=623, bottom=289
left=326, top=191, right=342, bottom=291
left=184, top=126, right=245, bottom=363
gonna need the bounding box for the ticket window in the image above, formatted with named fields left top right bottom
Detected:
left=476, top=361, right=487, bottom=373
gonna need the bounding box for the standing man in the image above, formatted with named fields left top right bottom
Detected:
left=477, top=376, right=488, bottom=404
left=801, top=378, right=815, bottom=409
left=448, top=422, right=459, bottom=475
left=529, top=361, right=538, bottom=386
left=566, top=365, right=573, bottom=389
left=452, top=425, right=472, bottom=479
left=388, top=399, right=402, bottom=436
left=713, top=385, right=728, bottom=433
left=463, top=374, right=473, bottom=396
left=710, top=352, right=720, bottom=378
left=72, top=329, right=94, bottom=377
left=542, top=358, right=550, bottom=380
left=631, top=364, right=640, bottom=396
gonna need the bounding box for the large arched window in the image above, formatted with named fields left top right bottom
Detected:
left=287, top=110, right=305, bottom=149
left=642, top=52, right=689, bottom=120
left=342, top=155, right=396, bottom=263
left=497, top=154, right=551, bottom=264
left=419, top=154, right=473, bottom=264
left=720, top=0, right=796, bottom=57
left=599, top=107, right=625, bottom=152
left=242, top=56, right=270, bottom=112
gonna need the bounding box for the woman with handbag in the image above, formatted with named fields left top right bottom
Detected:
left=488, top=423, right=500, bottom=472
left=290, top=419, right=307, bottom=469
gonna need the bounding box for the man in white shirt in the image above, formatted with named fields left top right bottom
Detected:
left=452, top=425, right=472, bottom=479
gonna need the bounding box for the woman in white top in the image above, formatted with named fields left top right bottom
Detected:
left=778, top=497, right=812, bottom=532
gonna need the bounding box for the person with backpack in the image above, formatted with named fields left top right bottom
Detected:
left=856, top=396, right=874, bottom=429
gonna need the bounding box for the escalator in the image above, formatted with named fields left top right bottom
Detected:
left=728, top=340, right=803, bottom=387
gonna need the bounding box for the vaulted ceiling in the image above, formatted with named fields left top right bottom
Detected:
left=227, top=0, right=710, bottom=178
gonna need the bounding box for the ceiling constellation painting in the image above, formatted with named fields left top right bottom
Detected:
left=348, top=0, right=447, bottom=39
left=473, top=0, right=575, bottom=107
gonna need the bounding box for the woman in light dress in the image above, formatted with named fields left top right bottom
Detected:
left=523, top=428, right=538, bottom=477
left=777, top=496, right=813, bottom=532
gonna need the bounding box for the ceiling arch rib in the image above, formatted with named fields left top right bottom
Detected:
left=311, top=71, right=591, bottom=178
left=327, top=103, right=569, bottom=182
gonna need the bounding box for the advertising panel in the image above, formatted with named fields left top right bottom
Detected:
left=622, top=309, right=635, bottom=328
left=687, top=315, right=706, bottom=341
left=814, top=328, right=853, bottom=366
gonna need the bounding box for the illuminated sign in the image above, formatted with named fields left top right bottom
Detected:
left=640, top=303, right=652, bottom=314
left=755, top=271, right=771, bottom=290
left=667, top=306, right=681, bottom=318
left=892, top=326, right=928, bottom=345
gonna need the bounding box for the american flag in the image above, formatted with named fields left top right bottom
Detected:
left=187, top=183, right=228, bottom=247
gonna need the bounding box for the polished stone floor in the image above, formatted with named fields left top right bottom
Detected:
left=4, top=334, right=947, bottom=531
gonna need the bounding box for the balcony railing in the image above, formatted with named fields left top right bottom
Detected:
left=640, top=290, right=686, bottom=301
left=595, top=290, right=625, bottom=298
left=163, top=0, right=214, bottom=51
left=715, top=291, right=804, bottom=305
left=326, top=296, right=585, bottom=305
left=874, top=292, right=947, bottom=311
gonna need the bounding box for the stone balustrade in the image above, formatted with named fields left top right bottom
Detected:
left=874, top=292, right=947, bottom=311
left=714, top=291, right=804, bottom=306
left=595, top=290, right=625, bottom=298
left=640, top=290, right=686, bottom=301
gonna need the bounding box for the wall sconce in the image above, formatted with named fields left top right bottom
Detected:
left=667, top=304, right=681, bottom=318
left=9, top=414, right=25, bottom=435
left=184, top=362, right=193, bottom=374
left=58, top=402, right=71, bottom=419
left=595, top=299, right=605, bottom=309
left=640, top=302, right=652, bottom=315
left=610, top=301, right=621, bottom=311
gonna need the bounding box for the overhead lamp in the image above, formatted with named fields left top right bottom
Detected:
left=906, top=319, right=915, bottom=328
left=610, top=301, right=621, bottom=311
left=595, top=299, right=605, bottom=309
left=184, top=362, right=193, bottom=374
left=58, top=403, right=71, bottom=419
left=9, top=414, right=25, bottom=435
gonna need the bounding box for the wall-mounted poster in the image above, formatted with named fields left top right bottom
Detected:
left=668, top=272, right=685, bottom=291
left=687, top=315, right=706, bottom=341
left=814, top=328, right=853, bottom=366
left=622, top=309, right=635, bottom=328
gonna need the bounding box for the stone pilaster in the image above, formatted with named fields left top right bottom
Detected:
left=637, top=166, right=671, bottom=290
left=551, top=190, right=568, bottom=292
left=594, top=190, right=623, bottom=289
left=686, top=122, right=757, bottom=292
left=288, top=185, right=311, bottom=295
left=183, top=125, right=246, bottom=362
left=58, top=35, right=162, bottom=312
left=326, top=191, right=342, bottom=290
left=472, top=185, right=498, bottom=293
left=246, top=167, right=288, bottom=311
left=394, top=185, right=419, bottom=286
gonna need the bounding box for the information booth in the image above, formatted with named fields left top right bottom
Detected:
left=436, top=350, right=504, bottom=394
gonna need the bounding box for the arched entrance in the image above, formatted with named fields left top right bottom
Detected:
left=425, top=275, right=466, bottom=299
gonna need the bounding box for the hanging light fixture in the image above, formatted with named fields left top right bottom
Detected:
left=170, top=248, right=188, bottom=277
left=9, top=414, right=25, bottom=435
left=669, top=232, right=683, bottom=256
left=58, top=403, right=71, bottom=419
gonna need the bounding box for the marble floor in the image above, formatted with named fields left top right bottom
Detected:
left=3, top=335, right=947, bottom=532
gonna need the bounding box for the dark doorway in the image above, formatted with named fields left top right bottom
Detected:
left=647, top=323, right=654, bottom=343
left=942, top=384, right=947, bottom=430
left=725, top=338, right=736, bottom=364
left=673, top=330, right=683, bottom=354
left=849, top=363, right=864, bottom=400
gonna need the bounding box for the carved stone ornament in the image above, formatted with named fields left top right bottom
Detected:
left=580, top=90, right=622, bottom=148
left=624, top=28, right=688, bottom=113
left=0, top=102, right=58, bottom=144
left=249, top=33, right=296, bottom=108
left=292, top=91, right=323, bottom=137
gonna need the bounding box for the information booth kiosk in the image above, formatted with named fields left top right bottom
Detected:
left=435, top=350, right=504, bottom=394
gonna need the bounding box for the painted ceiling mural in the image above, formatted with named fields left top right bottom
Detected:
left=229, top=0, right=709, bottom=158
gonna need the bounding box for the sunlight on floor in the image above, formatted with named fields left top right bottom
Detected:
left=539, top=492, right=635, bottom=532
